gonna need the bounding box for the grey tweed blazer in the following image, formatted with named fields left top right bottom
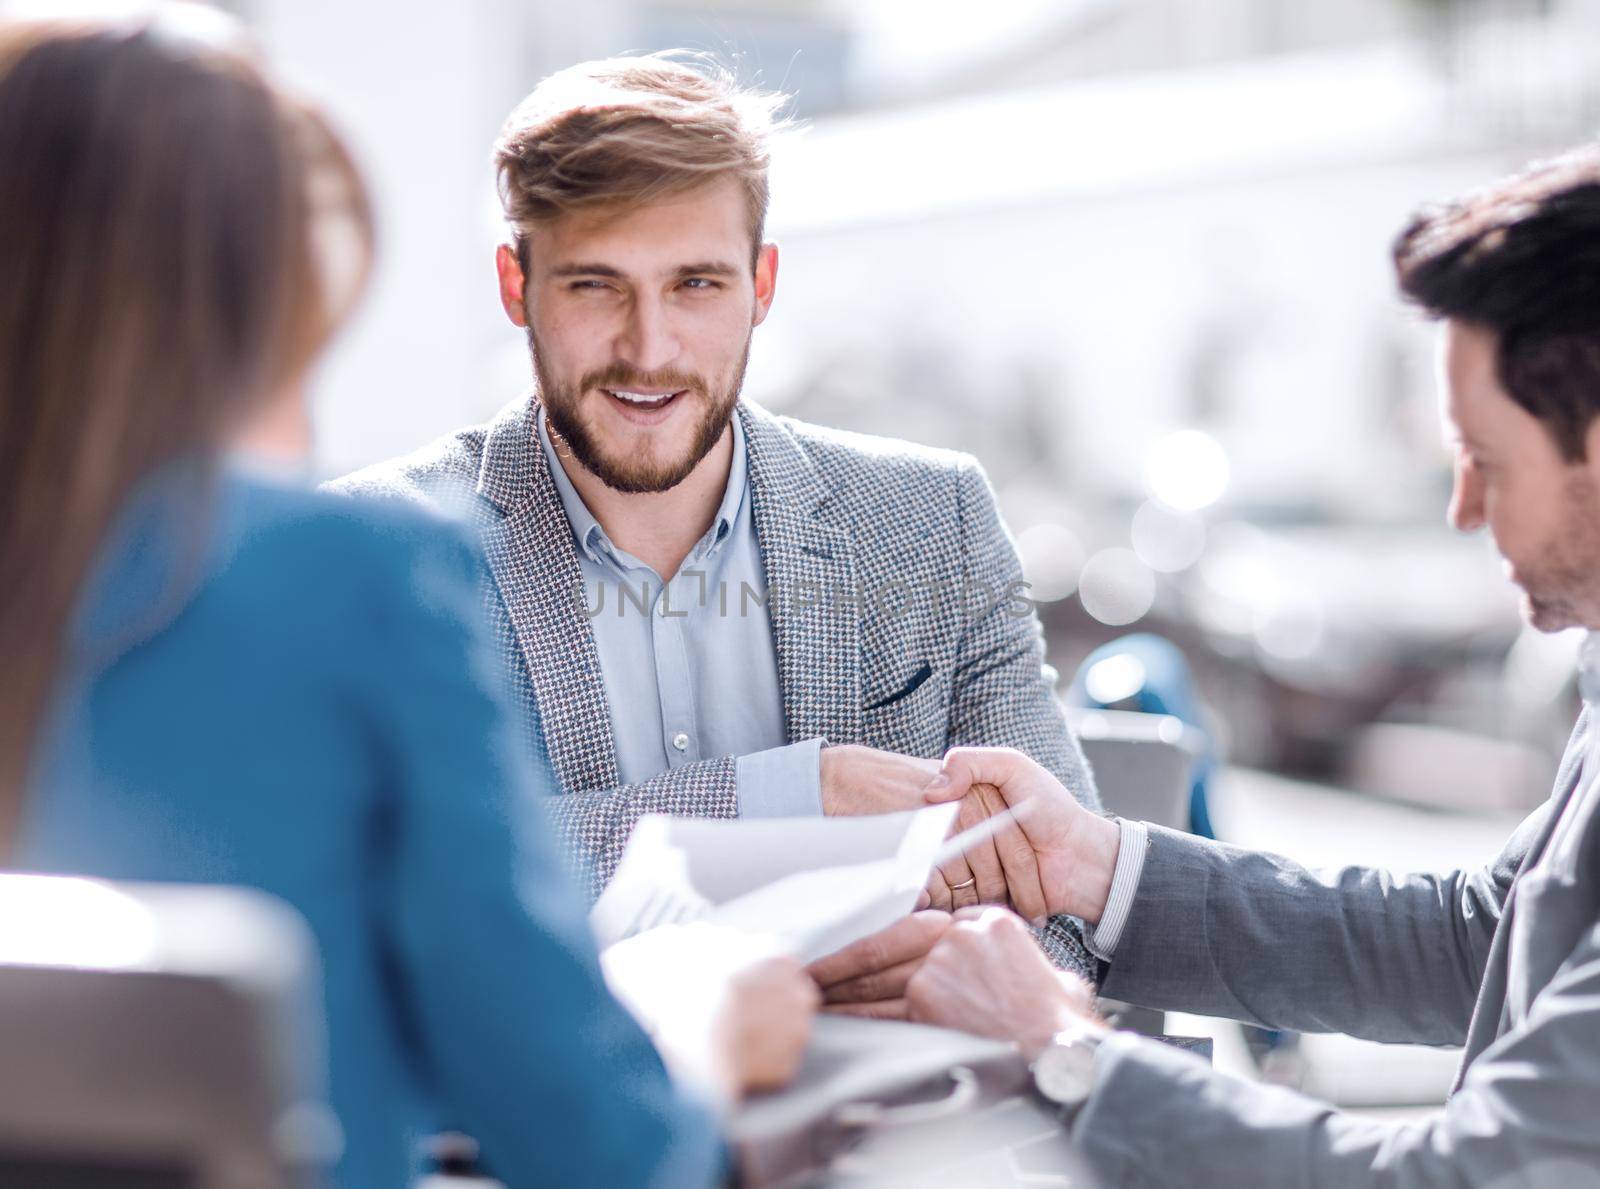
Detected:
left=330, top=394, right=1102, bottom=976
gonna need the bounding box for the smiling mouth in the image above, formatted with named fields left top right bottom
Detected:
left=604, top=388, right=683, bottom=413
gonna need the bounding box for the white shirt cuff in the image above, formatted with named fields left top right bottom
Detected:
left=734, top=738, right=824, bottom=818
left=1084, top=819, right=1149, bottom=961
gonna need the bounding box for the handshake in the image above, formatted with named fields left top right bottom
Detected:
left=819, top=743, right=1122, bottom=927
left=629, top=746, right=1125, bottom=1103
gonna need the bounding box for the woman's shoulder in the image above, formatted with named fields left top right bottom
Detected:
left=231, top=471, right=476, bottom=557
left=211, top=471, right=485, bottom=625
left=75, top=467, right=488, bottom=674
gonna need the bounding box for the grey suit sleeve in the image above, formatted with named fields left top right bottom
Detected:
left=544, top=747, right=828, bottom=900
left=497, top=631, right=816, bottom=899
left=948, top=459, right=1104, bottom=983
left=1101, top=811, right=1551, bottom=1043
left=1075, top=919, right=1600, bottom=1189
left=543, top=760, right=740, bottom=900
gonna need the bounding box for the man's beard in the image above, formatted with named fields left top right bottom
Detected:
left=1516, top=473, right=1600, bottom=632
left=531, top=329, right=748, bottom=495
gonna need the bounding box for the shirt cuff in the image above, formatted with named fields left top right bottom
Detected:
left=1084, top=819, right=1149, bottom=961
left=734, top=738, right=824, bottom=818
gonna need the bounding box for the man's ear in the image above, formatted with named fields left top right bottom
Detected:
left=496, top=243, right=529, bottom=328
left=752, top=242, right=779, bottom=328
left=1583, top=415, right=1600, bottom=480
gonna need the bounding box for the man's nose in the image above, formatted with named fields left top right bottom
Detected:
left=1447, top=461, right=1485, bottom=533
left=615, top=295, right=681, bottom=374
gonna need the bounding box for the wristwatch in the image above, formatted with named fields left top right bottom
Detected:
left=1030, top=1025, right=1106, bottom=1119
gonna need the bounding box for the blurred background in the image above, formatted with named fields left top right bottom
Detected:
left=236, top=0, right=1598, bottom=1108
left=212, top=0, right=1600, bottom=811
left=11, top=0, right=1600, bottom=1120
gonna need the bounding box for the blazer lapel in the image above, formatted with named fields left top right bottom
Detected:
left=1453, top=714, right=1590, bottom=1089
left=475, top=395, right=620, bottom=791
left=741, top=401, right=865, bottom=747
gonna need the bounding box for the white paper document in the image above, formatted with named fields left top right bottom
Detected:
left=591, top=803, right=962, bottom=964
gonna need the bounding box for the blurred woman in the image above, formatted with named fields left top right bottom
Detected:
left=0, top=10, right=813, bottom=1187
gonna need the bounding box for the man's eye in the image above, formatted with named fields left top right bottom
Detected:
left=681, top=278, right=721, bottom=290
left=570, top=280, right=611, bottom=292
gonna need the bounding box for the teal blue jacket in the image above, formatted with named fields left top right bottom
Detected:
left=21, top=469, right=720, bottom=1188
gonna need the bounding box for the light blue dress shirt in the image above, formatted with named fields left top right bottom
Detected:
left=538, top=408, right=823, bottom=816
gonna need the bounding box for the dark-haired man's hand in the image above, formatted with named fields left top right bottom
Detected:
left=806, top=910, right=954, bottom=1021
left=908, top=906, right=1102, bottom=1057
left=925, top=747, right=1122, bottom=926
left=821, top=745, right=1011, bottom=911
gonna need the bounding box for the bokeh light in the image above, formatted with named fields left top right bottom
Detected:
left=1016, top=523, right=1086, bottom=603
left=1131, top=499, right=1208, bottom=573
left=1144, top=429, right=1231, bottom=512
left=1078, top=548, right=1156, bottom=626
left=1253, top=598, right=1328, bottom=662
left=1084, top=653, right=1148, bottom=705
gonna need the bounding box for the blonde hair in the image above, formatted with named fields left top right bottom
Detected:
left=493, top=53, right=789, bottom=270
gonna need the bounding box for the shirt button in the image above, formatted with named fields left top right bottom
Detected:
left=672, top=732, right=690, bottom=752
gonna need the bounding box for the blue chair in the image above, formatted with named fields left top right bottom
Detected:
left=1067, top=633, right=1215, bottom=839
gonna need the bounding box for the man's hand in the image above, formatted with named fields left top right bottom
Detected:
left=806, top=911, right=953, bottom=1021
left=925, top=747, right=1122, bottom=924
left=820, top=744, right=942, bottom=815
left=921, top=787, right=1030, bottom=915
left=821, top=746, right=1012, bottom=911
left=907, top=906, right=1103, bottom=1057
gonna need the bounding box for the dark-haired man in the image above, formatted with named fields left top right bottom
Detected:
left=332, top=55, right=1103, bottom=987
left=905, top=145, right=1600, bottom=1187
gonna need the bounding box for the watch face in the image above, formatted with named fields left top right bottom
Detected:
left=1034, top=1040, right=1096, bottom=1106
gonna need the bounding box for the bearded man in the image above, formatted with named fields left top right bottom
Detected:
left=898, top=145, right=1600, bottom=1188
left=332, top=55, right=1104, bottom=987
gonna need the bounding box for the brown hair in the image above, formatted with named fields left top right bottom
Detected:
left=493, top=53, right=790, bottom=271
left=1394, top=144, right=1600, bottom=461
left=0, top=11, right=374, bottom=849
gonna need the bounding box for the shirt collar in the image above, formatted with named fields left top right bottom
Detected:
left=536, top=405, right=749, bottom=566
left=536, top=411, right=605, bottom=561
left=708, top=408, right=749, bottom=554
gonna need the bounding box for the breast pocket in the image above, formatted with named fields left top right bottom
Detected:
left=863, top=662, right=948, bottom=755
